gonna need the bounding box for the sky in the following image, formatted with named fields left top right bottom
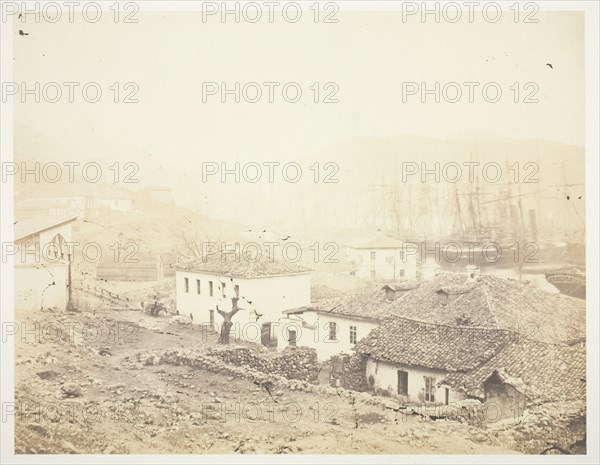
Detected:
left=13, top=9, right=584, bottom=156
left=10, top=6, right=586, bottom=231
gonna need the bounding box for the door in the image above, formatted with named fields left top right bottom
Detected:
left=397, top=370, right=408, bottom=396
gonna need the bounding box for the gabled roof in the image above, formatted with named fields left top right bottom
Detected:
left=14, top=215, right=77, bottom=241
left=441, top=340, right=586, bottom=402
left=176, top=253, right=312, bottom=278
left=355, top=316, right=513, bottom=372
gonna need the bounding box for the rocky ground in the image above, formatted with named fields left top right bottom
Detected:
left=12, top=291, right=581, bottom=455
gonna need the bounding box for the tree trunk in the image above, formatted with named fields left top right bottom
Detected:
left=216, top=297, right=240, bottom=344
left=219, top=321, right=233, bottom=344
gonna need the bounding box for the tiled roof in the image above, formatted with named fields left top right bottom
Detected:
left=177, top=253, right=312, bottom=278
left=355, top=316, right=513, bottom=371
left=14, top=215, right=78, bottom=241
left=441, top=340, right=586, bottom=402
left=383, top=273, right=585, bottom=344
left=304, top=272, right=584, bottom=343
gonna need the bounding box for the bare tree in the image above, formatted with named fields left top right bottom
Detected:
left=216, top=297, right=242, bottom=344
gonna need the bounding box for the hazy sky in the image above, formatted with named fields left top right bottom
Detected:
left=10, top=7, right=585, bottom=230
left=13, top=9, right=584, bottom=164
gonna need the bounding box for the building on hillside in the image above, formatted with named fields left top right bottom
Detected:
left=346, top=235, right=418, bottom=281
left=176, top=253, right=312, bottom=345
left=87, top=195, right=134, bottom=213
left=95, top=252, right=164, bottom=281
left=16, top=196, right=86, bottom=219
left=355, top=316, right=514, bottom=404
left=14, top=215, right=77, bottom=311
left=278, top=282, right=419, bottom=361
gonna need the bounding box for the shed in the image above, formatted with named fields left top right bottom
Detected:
left=483, top=369, right=528, bottom=420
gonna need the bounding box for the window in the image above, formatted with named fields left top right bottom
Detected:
left=397, top=370, right=408, bottom=396
left=370, top=251, right=376, bottom=260
left=349, top=325, right=357, bottom=344
left=424, top=376, right=436, bottom=403
left=184, top=277, right=189, bottom=293
left=328, top=322, right=338, bottom=341
left=234, top=284, right=240, bottom=299
left=209, top=281, right=214, bottom=297
left=221, top=282, right=226, bottom=298
left=399, top=249, right=405, bottom=261
left=209, top=309, right=214, bottom=325
left=196, top=279, right=201, bottom=294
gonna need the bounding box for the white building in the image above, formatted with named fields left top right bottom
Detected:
left=176, top=254, right=312, bottom=345
left=277, top=283, right=417, bottom=361
left=346, top=235, right=417, bottom=281
left=13, top=215, right=77, bottom=311
left=356, top=316, right=513, bottom=405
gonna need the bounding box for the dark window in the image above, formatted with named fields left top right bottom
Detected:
left=425, top=376, right=436, bottom=403
left=209, top=309, right=214, bottom=325
left=221, top=282, right=226, bottom=298
left=184, top=277, right=189, bottom=293
left=370, top=251, right=376, bottom=260
left=328, top=322, right=338, bottom=341
left=234, top=284, right=240, bottom=298
left=397, top=370, right=408, bottom=396
left=349, top=325, right=357, bottom=344
left=209, top=281, right=213, bottom=297
left=445, top=387, right=450, bottom=405
left=196, top=279, right=201, bottom=294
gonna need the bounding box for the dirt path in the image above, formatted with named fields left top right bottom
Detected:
left=14, top=293, right=521, bottom=454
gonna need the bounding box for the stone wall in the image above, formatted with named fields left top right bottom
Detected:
left=145, top=345, right=320, bottom=384
left=332, top=353, right=369, bottom=391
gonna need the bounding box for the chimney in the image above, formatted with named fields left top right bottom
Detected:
left=466, top=264, right=480, bottom=282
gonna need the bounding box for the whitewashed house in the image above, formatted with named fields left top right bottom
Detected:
left=346, top=235, right=417, bottom=281
left=13, top=215, right=77, bottom=311
left=277, top=283, right=418, bottom=361
left=176, top=253, right=312, bottom=345
left=356, top=316, right=513, bottom=404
